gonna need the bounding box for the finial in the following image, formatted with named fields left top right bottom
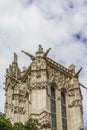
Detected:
left=68, top=64, right=75, bottom=73
left=13, top=52, right=17, bottom=64
left=38, top=44, right=43, bottom=52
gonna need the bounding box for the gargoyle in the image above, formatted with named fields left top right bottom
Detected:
left=21, top=50, right=35, bottom=60
left=73, top=67, right=82, bottom=78
left=43, top=48, right=51, bottom=58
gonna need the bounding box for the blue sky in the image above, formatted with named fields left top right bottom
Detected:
left=0, top=0, right=87, bottom=129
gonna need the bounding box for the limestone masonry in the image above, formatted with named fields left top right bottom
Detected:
left=5, top=45, right=85, bottom=130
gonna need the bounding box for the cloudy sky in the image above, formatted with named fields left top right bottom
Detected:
left=0, top=0, right=87, bottom=129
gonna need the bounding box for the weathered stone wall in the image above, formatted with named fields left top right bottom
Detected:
left=5, top=46, right=85, bottom=130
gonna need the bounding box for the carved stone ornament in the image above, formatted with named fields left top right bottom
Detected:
left=40, top=113, right=51, bottom=129
left=67, top=90, right=75, bottom=97
left=69, top=99, right=82, bottom=108
left=79, top=126, right=85, bottom=130
left=47, top=67, right=73, bottom=92
left=38, top=44, right=43, bottom=52
left=30, top=81, right=48, bottom=90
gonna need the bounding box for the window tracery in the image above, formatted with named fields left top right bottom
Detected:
left=61, top=92, right=67, bottom=130
left=51, top=87, right=56, bottom=129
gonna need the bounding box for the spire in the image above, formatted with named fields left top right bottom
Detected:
left=68, top=64, right=75, bottom=73
left=38, top=44, right=43, bottom=53
left=35, top=44, right=44, bottom=57
left=13, top=52, right=18, bottom=64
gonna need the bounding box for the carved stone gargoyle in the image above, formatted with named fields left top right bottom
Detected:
left=21, top=44, right=51, bottom=60
left=73, top=67, right=82, bottom=78
left=21, top=50, right=35, bottom=60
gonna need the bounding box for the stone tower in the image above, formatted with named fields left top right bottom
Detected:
left=5, top=45, right=85, bottom=130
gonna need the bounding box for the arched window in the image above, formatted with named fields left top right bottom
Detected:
left=50, top=87, right=56, bottom=129
left=61, top=92, right=67, bottom=130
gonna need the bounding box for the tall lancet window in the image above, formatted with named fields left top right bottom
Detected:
left=51, top=86, right=56, bottom=129
left=61, top=92, right=67, bottom=130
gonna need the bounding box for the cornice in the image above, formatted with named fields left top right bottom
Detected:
left=46, top=57, right=74, bottom=78
left=21, top=57, right=74, bottom=83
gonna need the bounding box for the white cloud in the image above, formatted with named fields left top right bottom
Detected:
left=0, top=0, right=87, bottom=128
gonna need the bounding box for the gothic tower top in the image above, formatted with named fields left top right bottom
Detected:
left=22, top=44, right=51, bottom=60
left=5, top=45, right=85, bottom=130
